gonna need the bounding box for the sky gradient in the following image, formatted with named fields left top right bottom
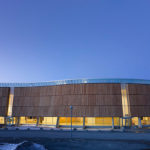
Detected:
left=0, top=0, right=150, bottom=82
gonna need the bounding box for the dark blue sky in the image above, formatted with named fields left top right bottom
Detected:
left=0, top=0, right=150, bottom=82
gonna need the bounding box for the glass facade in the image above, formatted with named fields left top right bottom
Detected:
left=132, top=117, right=138, bottom=126
left=7, top=87, right=14, bottom=117
left=59, top=117, right=83, bottom=126
left=85, top=117, right=112, bottom=126
left=85, top=117, right=120, bottom=126
left=59, top=117, right=120, bottom=127
left=2, top=116, right=150, bottom=128
left=0, top=117, right=4, bottom=124
left=132, top=117, right=150, bottom=126
left=19, top=117, right=57, bottom=125
left=39, top=117, right=57, bottom=125
left=141, top=117, right=150, bottom=125
left=20, top=117, right=37, bottom=125
left=3, top=117, right=16, bottom=125
left=121, top=84, right=130, bottom=117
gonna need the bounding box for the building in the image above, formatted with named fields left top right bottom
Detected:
left=0, top=78, right=150, bottom=128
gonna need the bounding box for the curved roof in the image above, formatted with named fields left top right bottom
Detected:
left=0, top=78, right=150, bottom=87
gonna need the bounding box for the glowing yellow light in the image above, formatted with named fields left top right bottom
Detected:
left=121, top=84, right=130, bottom=117
left=7, top=88, right=14, bottom=117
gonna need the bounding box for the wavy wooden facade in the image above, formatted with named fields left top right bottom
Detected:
left=0, top=80, right=150, bottom=118
left=12, top=83, right=123, bottom=117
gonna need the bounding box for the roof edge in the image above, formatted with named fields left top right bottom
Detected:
left=0, top=78, right=150, bottom=87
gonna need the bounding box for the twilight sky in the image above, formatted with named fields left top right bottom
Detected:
left=0, top=0, right=150, bottom=82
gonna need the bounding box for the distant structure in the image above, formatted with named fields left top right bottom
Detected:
left=0, top=78, right=150, bottom=128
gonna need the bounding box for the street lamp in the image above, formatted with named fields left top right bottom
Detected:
left=70, top=105, right=73, bottom=138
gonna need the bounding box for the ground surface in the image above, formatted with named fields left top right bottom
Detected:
left=0, top=130, right=150, bottom=149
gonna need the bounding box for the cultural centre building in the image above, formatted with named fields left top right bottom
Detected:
left=0, top=78, right=150, bottom=128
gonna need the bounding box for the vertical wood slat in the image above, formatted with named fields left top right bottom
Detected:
left=128, top=84, right=150, bottom=117
left=0, top=88, right=10, bottom=116
left=12, top=84, right=122, bottom=117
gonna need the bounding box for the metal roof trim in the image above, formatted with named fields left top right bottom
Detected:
left=0, top=78, right=150, bottom=87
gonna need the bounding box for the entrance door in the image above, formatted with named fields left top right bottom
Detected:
left=122, top=117, right=132, bottom=128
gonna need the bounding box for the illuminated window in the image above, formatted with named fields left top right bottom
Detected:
left=39, top=117, right=57, bottom=125
left=121, top=84, right=130, bottom=117
left=85, top=117, right=119, bottom=126
left=7, top=87, right=14, bottom=117
left=59, top=117, right=83, bottom=126
left=20, top=117, right=37, bottom=125
left=141, top=117, right=150, bottom=125
left=132, top=117, right=138, bottom=126
left=0, top=117, right=4, bottom=124
left=114, top=117, right=120, bottom=126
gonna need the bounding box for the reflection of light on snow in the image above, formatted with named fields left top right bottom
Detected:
left=0, top=141, right=46, bottom=150
left=32, top=143, right=46, bottom=150
left=0, top=141, right=25, bottom=150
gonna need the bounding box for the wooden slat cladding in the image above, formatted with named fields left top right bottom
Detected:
left=13, top=95, right=122, bottom=107
left=14, top=83, right=121, bottom=96
left=130, top=106, right=150, bottom=116
left=0, top=107, right=8, bottom=116
left=128, top=84, right=150, bottom=117
left=0, top=87, right=9, bottom=116
left=61, top=84, right=84, bottom=95
left=129, top=95, right=150, bottom=106
left=0, top=88, right=9, bottom=97
left=12, top=83, right=122, bottom=117
left=12, top=106, right=122, bottom=117
left=85, top=84, right=121, bottom=95
left=128, top=84, right=150, bottom=95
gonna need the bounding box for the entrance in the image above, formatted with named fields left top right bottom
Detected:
left=5, top=117, right=15, bottom=125
left=121, top=117, right=132, bottom=128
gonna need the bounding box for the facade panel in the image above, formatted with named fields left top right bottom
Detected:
left=128, top=84, right=150, bottom=117
left=0, top=88, right=9, bottom=116
left=12, top=83, right=122, bottom=117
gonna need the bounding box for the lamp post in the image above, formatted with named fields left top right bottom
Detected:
left=70, top=105, right=73, bottom=138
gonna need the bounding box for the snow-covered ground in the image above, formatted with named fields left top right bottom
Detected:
left=0, top=129, right=150, bottom=149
